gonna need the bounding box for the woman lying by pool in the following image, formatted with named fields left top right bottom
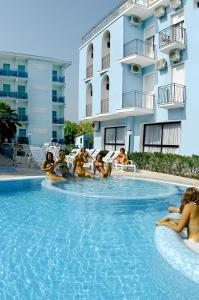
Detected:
left=41, top=152, right=65, bottom=182
left=156, top=187, right=199, bottom=242
left=73, top=152, right=92, bottom=177
left=54, top=150, right=72, bottom=178
left=93, top=154, right=112, bottom=179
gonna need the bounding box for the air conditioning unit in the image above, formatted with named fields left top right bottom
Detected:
left=92, top=121, right=100, bottom=132
left=131, top=64, right=141, bottom=74
left=156, top=58, right=167, bottom=70
left=170, top=0, right=182, bottom=9
left=154, top=5, right=166, bottom=18
left=129, top=15, right=141, bottom=26
left=169, top=49, right=181, bottom=62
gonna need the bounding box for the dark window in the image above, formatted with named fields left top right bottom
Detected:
left=104, top=126, right=125, bottom=151
left=143, top=122, right=181, bottom=154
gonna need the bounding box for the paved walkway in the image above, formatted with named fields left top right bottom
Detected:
left=0, top=153, right=198, bottom=186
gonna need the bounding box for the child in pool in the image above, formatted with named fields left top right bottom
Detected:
left=73, top=152, right=92, bottom=177
left=93, top=153, right=112, bottom=179
left=54, top=150, right=72, bottom=178
left=41, top=152, right=65, bottom=182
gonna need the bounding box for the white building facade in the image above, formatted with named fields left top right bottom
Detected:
left=0, top=51, right=71, bottom=146
left=79, top=0, right=199, bottom=156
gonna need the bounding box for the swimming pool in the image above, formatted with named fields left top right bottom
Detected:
left=0, top=177, right=198, bottom=299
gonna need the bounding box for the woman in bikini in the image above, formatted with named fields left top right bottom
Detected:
left=41, top=152, right=65, bottom=182
left=93, top=153, right=112, bottom=179
left=156, top=187, right=199, bottom=242
left=115, top=147, right=128, bottom=165
left=54, top=150, right=72, bottom=178
left=73, top=152, right=92, bottom=177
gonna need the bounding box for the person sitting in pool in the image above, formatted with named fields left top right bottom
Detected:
left=73, top=152, right=92, bottom=177
left=93, top=153, right=112, bottom=179
left=115, top=147, right=128, bottom=165
left=79, top=147, right=91, bottom=163
left=54, top=150, right=72, bottom=178
left=41, top=152, right=65, bottom=182
left=156, top=187, right=199, bottom=243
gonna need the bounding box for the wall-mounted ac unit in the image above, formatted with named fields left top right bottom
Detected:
left=131, top=64, right=141, bottom=74
left=92, top=121, right=100, bottom=132
left=169, top=49, right=181, bottom=62
left=129, top=15, right=141, bottom=26
left=156, top=58, right=167, bottom=70
left=154, top=5, right=166, bottom=18
left=170, top=0, right=182, bottom=9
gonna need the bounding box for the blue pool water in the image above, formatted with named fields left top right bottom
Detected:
left=0, top=177, right=198, bottom=300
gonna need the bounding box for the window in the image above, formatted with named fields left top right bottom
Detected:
left=3, top=64, right=10, bottom=71
left=52, top=131, right=57, bottom=138
left=19, top=129, right=26, bottom=137
left=52, top=90, right=57, bottom=96
left=18, top=85, right=25, bottom=93
left=52, top=70, right=57, bottom=76
left=18, top=107, right=25, bottom=115
left=18, top=65, right=25, bottom=72
left=104, top=126, right=125, bottom=151
left=143, top=122, right=181, bottom=154
left=3, top=84, right=10, bottom=92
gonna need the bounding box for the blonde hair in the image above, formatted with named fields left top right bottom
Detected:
left=180, top=187, right=199, bottom=213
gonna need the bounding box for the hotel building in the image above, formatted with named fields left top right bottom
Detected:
left=79, top=0, right=199, bottom=155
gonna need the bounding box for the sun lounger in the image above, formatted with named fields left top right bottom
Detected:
left=29, top=146, right=46, bottom=167
left=115, top=160, right=136, bottom=172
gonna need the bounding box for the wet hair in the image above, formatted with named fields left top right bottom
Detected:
left=180, top=187, right=199, bottom=213
left=46, top=151, right=54, bottom=162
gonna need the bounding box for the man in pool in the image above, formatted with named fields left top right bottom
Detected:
left=54, top=150, right=72, bottom=178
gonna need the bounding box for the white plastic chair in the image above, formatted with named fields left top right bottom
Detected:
left=29, top=146, right=46, bottom=167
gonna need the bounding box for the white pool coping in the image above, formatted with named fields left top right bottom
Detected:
left=155, top=213, right=199, bottom=285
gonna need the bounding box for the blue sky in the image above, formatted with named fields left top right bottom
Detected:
left=0, top=0, right=119, bottom=121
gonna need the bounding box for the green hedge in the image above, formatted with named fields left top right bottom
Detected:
left=128, top=152, right=199, bottom=179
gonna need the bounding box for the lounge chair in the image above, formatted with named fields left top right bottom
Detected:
left=65, top=148, right=81, bottom=162
left=115, top=160, right=137, bottom=172
left=103, top=151, right=115, bottom=163
left=29, top=146, right=46, bottom=167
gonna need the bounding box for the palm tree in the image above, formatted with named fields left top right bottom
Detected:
left=0, top=102, right=21, bottom=143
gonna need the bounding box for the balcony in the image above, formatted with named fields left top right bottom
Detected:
left=52, top=75, right=65, bottom=84
left=147, top=0, right=170, bottom=9
left=58, top=139, right=65, bottom=144
left=0, top=91, right=17, bottom=99
left=158, top=83, right=186, bottom=109
left=102, top=54, right=110, bottom=70
left=101, top=98, right=109, bottom=114
left=52, top=117, right=64, bottom=124
left=86, top=65, right=93, bottom=80
left=159, top=25, right=186, bottom=53
left=52, top=96, right=65, bottom=103
left=17, top=92, right=28, bottom=100
left=118, top=39, right=156, bottom=67
left=17, top=115, right=28, bottom=122
left=117, top=90, right=154, bottom=116
left=86, top=103, right=92, bottom=117
left=0, top=69, right=28, bottom=79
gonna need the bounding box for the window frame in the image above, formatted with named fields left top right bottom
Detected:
left=104, top=126, right=126, bottom=150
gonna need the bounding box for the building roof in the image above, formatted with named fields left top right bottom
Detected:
left=0, top=50, right=71, bottom=68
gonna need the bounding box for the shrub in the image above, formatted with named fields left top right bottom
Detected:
left=128, top=152, right=199, bottom=179
left=99, top=150, right=109, bottom=157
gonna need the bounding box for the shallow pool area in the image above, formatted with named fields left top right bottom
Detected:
left=0, top=177, right=199, bottom=299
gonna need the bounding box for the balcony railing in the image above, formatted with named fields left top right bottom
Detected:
left=82, top=0, right=147, bottom=45
left=86, top=103, right=92, bottom=117
left=52, top=96, right=65, bottom=103
left=102, top=54, right=110, bottom=70
left=124, top=39, right=156, bottom=59
left=58, top=139, right=65, bottom=144
left=158, top=83, right=186, bottom=105
left=122, top=90, right=154, bottom=109
left=52, top=117, right=64, bottom=124
left=17, top=115, right=28, bottom=122
left=101, top=98, right=109, bottom=114
left=52, top=75, right=65, bottom=83
left=0, top=69, right=28, bottom=78
left=159, top=25, right=186, bottom=49
left=86, top=65, right=93, bottom=79
left=0, top=91, right=28, bottom=99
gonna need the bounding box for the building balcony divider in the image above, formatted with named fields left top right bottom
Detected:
left=86, top=64, right=93, bottom=79
left=0, top=69, right=28, bottom=78
left=17, top=115, right=28, bottom=122
left=52, top=117, right=64, bottom=124
left=86, top=103, right=92, bottom=117
left=122, top=90, right=154, bottom=109
left=158, top=83, right=186, bottom=108
left=52, top=96, right=65, bottom=103
left=159, top=25, right=186, bottom=51
left=102, top=54, right=110, bottom=70
left=52, top=75, right=65, bottom=83
left=101, top=98, right=109, bottom=114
